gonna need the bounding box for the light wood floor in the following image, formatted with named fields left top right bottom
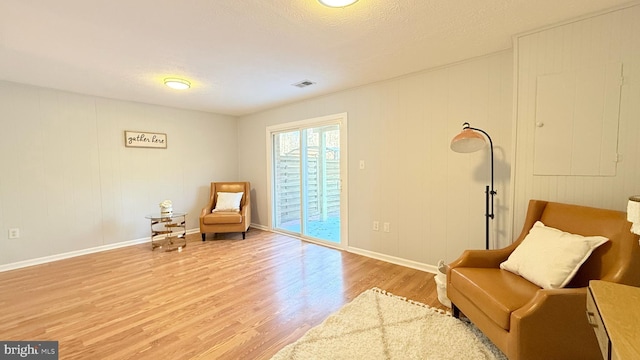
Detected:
left=0, top=229, right=445, bottom=360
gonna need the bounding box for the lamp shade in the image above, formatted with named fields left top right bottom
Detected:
left=450, top=128, right=487, bottom=153
left=628, top=195, right=640, bottom=235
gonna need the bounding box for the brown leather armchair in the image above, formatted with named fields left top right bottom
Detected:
left=447, top=200, right=640, bottom=360
left=199, top=182, right=251, bottom=241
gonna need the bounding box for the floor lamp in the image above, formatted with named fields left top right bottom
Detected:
left=450, top=122, right=496, bottom=250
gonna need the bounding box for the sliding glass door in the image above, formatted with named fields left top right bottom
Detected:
left=269, top=115, right=346, bottom=246
left=273, top=130, right=303, bottom=235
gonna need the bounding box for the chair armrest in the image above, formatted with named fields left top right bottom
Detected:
left=200, top=196, right=215, bottom=219
left=513, top=287, right=587, bottom=321
left=200, top=200, right=214, bottom=218
left=448, top=248, right=513, bottom=270
left=510, top=287, right=597, bottom=359
left=240, top=199, right=251, bottom=226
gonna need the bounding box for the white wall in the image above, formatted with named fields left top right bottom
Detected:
left=0, top=81, right=238, bottom=267
left=238, top=51, right=513, bottom=268
left=3, top=5, right=635, bottom=273
left=512, top=4, right=640, bottom=232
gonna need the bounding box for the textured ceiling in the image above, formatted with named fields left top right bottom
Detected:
left=0, top=0, right=634, bottom=116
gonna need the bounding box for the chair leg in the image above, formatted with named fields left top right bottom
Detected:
left=201, top=233, right=206, bottom=241
left=452, top=303, right=460, bottom=318
left=242, top=232, right=245, bottom=239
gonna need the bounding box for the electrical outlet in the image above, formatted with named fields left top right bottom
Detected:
left=383, top=222, right=390, bottom=233
left=372, top=221, right=379, bottom=231
left=8, top=228, right=19, bottom=239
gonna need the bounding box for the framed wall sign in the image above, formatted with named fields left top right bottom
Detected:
left=124, top=131, right=167, bottom=149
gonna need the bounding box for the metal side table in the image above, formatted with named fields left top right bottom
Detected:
left=145, top=212, right=187, bottom=251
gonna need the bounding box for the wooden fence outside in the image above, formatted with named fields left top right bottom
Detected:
left=275, top=155, right=340, bottom=224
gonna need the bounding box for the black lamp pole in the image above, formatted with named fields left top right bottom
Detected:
left=463, top=123, right=496, bottom=250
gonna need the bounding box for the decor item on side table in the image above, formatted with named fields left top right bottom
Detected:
left=271, top=288, right=505, bottom=360
left=447, top=199, right=640, bottom=360
left=159, top=199, right=173, bottom=215
left=450, top=122, right=495, bottom=249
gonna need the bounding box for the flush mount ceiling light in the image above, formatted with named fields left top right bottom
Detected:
left=164, top=78, right=191, bottom=90
left=318, top=0, right=358, bottom=8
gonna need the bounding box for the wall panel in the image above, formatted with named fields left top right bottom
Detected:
left=0, top=81, right=237, bottom=266
left=512, top=5, right=640, bottom=233
left=239, top=51, right=513, bottom=268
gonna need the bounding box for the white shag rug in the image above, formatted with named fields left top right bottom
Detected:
left=271, top=288, right=507, bottom=360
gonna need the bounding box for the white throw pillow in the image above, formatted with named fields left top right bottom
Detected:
left=213, top=192, right=243, bottom=212
left=500, top=221, right=608, bottom=289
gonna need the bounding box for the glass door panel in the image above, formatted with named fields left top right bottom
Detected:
left=273, top=131, right=301, bottom=233
left=303, top=125, right=340, bottom=243
left=272, top=124, right=341, bottom=244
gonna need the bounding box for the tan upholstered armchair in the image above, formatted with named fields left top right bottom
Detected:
left=199, top=182, right=251, bottom=241
left=447, top=200, right=640, bottom=360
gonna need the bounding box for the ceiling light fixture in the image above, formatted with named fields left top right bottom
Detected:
left=164, top=78, right=191, bottom=90
left=318, top=0, right=358, bottom=8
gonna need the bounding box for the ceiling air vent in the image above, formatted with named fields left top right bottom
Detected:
left=292, top=80, right=316, bottom=88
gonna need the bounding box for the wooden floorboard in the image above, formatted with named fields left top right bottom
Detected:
left=0, top=229, right=447, bottom=359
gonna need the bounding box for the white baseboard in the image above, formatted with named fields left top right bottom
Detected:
left=1, top=226, right=440, bottom=276
left=0, top=228, right=200, bottom=273
left=249, top=223, right=268, bottom=231
left=347, top=246, right=438, bottom=275
left=252, top=224, right=439, bottom=275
